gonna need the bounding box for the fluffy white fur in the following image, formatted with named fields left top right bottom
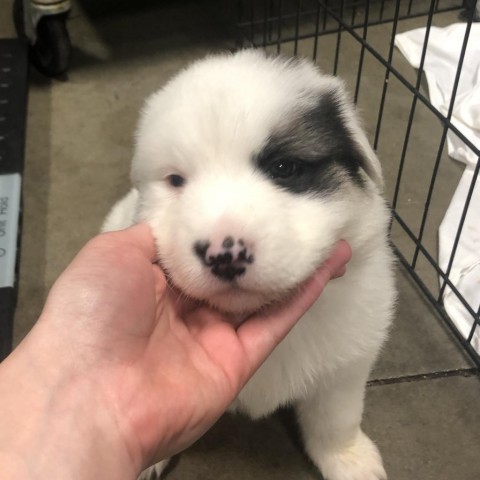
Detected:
left=103, top=50, right=396, bottom=480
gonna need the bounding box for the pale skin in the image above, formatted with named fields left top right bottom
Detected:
left=0, top=224, right=351, bottom=480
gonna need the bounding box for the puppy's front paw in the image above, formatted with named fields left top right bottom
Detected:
left=319, top=431, right=387, bottom=480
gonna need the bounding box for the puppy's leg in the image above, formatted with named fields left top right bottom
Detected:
left=296, top=359, right=386, bottom=480
left=138, top=459, right=170, bottom=480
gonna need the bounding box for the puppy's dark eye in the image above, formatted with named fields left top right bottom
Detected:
left=268, top=160, right=299, bottom=179
left=167, top=174, right=185, bottom=188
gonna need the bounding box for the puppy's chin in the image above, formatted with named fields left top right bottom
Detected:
left=169, top=273, right=290, bottom=316
left=205, top=288, right=281, bottom=316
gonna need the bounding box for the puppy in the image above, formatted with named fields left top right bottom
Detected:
left=103, top=50, right=396, bottom=480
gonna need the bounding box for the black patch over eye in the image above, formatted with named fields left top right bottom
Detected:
left=268, top=159, right=300, bottom=179
left=167, top=174, right=186, bottom=188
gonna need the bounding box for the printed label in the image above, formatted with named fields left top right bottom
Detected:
left=0, top=174, right=21, bottom=288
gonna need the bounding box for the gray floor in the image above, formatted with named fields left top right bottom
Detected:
left=2, top=0, right=480, bottom=479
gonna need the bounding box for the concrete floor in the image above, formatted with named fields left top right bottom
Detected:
left=2, top=0, right=480, bottom=478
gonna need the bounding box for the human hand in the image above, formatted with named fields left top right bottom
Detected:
left=0, top=224, right=351, bottom=479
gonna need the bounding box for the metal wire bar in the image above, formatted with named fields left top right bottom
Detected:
left=368, top=368, right=480, bottom=387
left=350, top=0, right=357, bottom=25
left=250, top=0, right=255, bottom=48
left=333, top=0, right=345, bottom=75
left=236, top=0, right=244, bottom=48
left=263, top=1, right=269, bottom=47
left=294, top=0, right=302, bottom=55
left=277, top=0, right=283, bottom=53
left=268, top=0, right=276, bottom=42
left=407, top=0, right=414, bottom=15
left=353, top=0, right=370, bottom=103
left=392, top=0, right=436, bottom=212
left=323, top=0, right=329, bottom=30
left=373, top=0, right=401, bottom=150
left=467, top=304, right=480, bottom=343
left=312, top=1, right=322, bottom=60
left=379, top=0, right=386, bottom=19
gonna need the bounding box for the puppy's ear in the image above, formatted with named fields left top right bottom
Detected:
left=350, top=124, right=384, bottom=190
left=331, top=82, right=384, bottom=190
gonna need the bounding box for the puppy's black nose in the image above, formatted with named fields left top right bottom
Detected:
left=193, top=236, right=254, bottom=282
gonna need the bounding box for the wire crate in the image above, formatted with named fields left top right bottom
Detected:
left=237, top=0, right=480, bottom=367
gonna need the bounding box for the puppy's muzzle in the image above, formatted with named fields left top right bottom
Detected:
left=194, top=236, right=254, bottom=282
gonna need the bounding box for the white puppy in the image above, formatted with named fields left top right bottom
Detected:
left=103, top=50, right=396, bottom=480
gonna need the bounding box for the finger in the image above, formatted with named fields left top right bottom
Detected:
left=321, top=240, right=352, bottom=279
left=236, top=240, right=352, bottom=372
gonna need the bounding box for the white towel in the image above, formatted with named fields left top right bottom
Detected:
left=395, top=23, right=480, bottom=353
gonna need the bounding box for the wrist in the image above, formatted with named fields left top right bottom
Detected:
left=0, top=323, right=139, bottom=480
